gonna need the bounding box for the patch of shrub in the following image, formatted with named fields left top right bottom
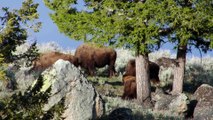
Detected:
left=0, top=75, right=65, bottom=120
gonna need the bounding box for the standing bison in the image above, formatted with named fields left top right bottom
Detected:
left=75, top=44, right=117, bottom=77
left=122, top=59, right=160, bottom=99
left=32, top=52, right=78, bottom=71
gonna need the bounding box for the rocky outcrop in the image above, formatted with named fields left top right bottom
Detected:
left=153, top=89, right=188, bottom=117
left=40, top=59, right=104, bottom=120
left=193, top=84, right=213, bottom=120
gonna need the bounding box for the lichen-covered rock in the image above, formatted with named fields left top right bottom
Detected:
left=41, top=59, right=104, bottom=120
left=193, top=84, right=213, bottom=120
left=153, top=93, right=174, bottom=111
left=168, top=94, right=188, bottom=114
left=153, top=91, right=188, bottom=116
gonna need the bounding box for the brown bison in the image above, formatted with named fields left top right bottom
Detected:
left=32, top=52, right=78, bottom=71
left=75, top=44, right=117, bottom=77
left=122, top=75, right=137, bottom=99
left=122, top=59, right=160, bottom=100
left=122, top=75, right=161, bottom=100
left=123, top=59, right=160, bottom=84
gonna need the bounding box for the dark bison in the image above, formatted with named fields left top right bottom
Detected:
left=75, top=44, right=117, bottom=77
left=123, top=59, right=160, bottom=84
left=32, top=52, right=78, bottom=71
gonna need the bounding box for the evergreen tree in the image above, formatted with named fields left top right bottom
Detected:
left=44, top=0, right=163, bottom=106
left=156, top=0, right=213, bottom=94
left=0, top=0, right=41, bottom=80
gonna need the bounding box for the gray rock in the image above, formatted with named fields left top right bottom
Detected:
left=154, top=94, right=173, bottom=111
left=41, top=59, right=104, bottom=120
left=193, top=84, right=213, bottom=120
left=168, top=93, right=188, bottom=114
left=153, top=91, right=188, bottom=116
left=15, top=67, right=37, bottom=91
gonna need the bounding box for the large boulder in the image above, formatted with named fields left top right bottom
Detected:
left=153, top=89, right=188, bottom=117
left=193, top=84, right=213, bottom=120
left=40, top=59, right=104, bottom=120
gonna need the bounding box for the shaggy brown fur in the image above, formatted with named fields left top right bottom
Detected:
left=32, top=52, right=78, bottom=71
left=122, top=75, right=137, bottom=99
left=75, top=44, right=117, bottom=77
left=122, top=59, right=160, bottom=100
left=123, top=59, right=160, bottom=84
left=122, top=74, right=161, bottom=100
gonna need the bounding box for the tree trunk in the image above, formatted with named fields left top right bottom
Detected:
left=135, top=54, right=151, bottom=107
left=172, top=45, right=187, bottom=95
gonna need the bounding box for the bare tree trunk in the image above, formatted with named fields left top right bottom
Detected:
left=135, top=54, right=151, bottom=107
left=172, top=45, right=187, bottom=95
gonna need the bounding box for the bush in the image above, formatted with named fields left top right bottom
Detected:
left=0, top=75, right=65, bottom=119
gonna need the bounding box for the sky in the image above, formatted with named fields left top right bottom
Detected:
left=0, top=0, right=83, bottom=50
left=1, top=0, right=213, bottom=57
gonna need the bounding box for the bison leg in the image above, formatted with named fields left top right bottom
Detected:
left=108, top=64, right=116, bottom=77
left=88, top=64, right=95, bottom=76
left=88, top=69, right=95, bottom=76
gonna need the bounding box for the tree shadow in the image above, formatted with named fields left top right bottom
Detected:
left=185, top=100, right=198, bottom=119
left=105, top=81, right=123, bottom=86
left=183, top=82, right=201, bottom=94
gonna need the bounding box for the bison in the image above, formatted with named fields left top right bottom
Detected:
left=122, top=75, right=161, bottom=100
left=123, top=59, right=160, bottom=84
left=122, top=59, right=160, bottom=100
left=122, top=75, right=137, bottom=99
left=75, top=44, right=117, bottom=77
left=32, top=52, right=78, bottom=71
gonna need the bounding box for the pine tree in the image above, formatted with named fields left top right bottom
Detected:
left=156, top=0, right=213, bottom=94
left=0, top=0, right=41, bottom=80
